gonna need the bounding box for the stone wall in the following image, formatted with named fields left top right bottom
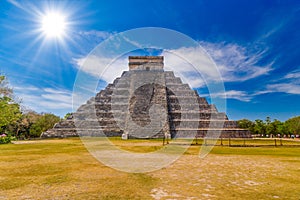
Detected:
left=41, top=56, right=251, bottom=139
left=129, top=56, right=164, bottom=71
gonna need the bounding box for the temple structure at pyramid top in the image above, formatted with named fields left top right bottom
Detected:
left=42, top=56, right=251, bottom=139
left=129, top=56, right=164, bottom=71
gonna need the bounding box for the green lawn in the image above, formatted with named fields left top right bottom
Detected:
left=1, top=138, right=300, bottom=199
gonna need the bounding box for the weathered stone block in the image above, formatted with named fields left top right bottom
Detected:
left=41, top=56, right=251, bottom=139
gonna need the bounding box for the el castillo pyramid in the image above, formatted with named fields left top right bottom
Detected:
left=42, top=56, right=251, bottom=139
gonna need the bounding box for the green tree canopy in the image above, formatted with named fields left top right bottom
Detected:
left=64, top=112, right=72, bottom=119
left=285, top=116, right=300, bottom=135
left=237, top=119, right=254, bottom=130
left=29, top=113, right=60, bottom=137
left=253, top=119, right=266, bottom=136
left=0, top=75, right=22, bottom=134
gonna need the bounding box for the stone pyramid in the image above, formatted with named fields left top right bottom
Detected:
left=42, top=56, right=251, bottom=139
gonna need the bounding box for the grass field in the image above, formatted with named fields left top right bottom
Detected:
left=1, top=138, right=300, bottom=199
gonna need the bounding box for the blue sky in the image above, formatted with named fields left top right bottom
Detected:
left=0, top=0, right=299, bottom=121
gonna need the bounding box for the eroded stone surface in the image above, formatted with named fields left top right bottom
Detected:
left=41, top=56, right=251, bottom=138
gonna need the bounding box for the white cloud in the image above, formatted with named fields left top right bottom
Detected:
left=207, top=81, right=300, bottom=102
left=160, top=42, right=273, bottom=87
left=41, top=93, right=72, bottom=104
left=253, top=90, right=273, bottom=96
left=284, top=70, right=300, bottom=79
left=13, top=86, right=39, bottom=91
left=72, top=30, right=114, bottom=55
left=43, top=88, right=70, bottom=95
left=20, top=94, right=72, bottom=110
left=255, top=69, right=300, bottom=95
left=266, top=83, right=300, bottom=95
left=200, top=42, right=273, bottom=82
left=78, top=30, right=113, bottom=41
left=207, top=90, right=252, bottom=102
left=14, top=85, right=72, bottom=116
left=74, top=55, right=127, bottom=83
left=162, top=47, right=218, bottom=88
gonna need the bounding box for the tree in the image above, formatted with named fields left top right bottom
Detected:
left=64, top=112, right=72, bottom=119
left=0, top=75, right=22, bottom=134
left=13, top=111, right=41, bottom=139
left=253, top=119, right=266, bottom=136
left=285, top=116, right=300, bottom=136
left=237, top=119, right=254, bottom=132
left=265, top=117, right=274, bottom=137
left=0, top=75, right=12, bottom=96
left=277, top=121, right=289, bottom=137
left=268, top=119, right=283, bottom=137
left=29, top=113, right=60, bottom=138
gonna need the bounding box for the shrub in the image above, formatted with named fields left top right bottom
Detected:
left=0, top=134, right=16, bottom=144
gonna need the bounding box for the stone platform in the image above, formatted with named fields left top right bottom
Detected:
left=41, top=56, right=251, bottom=139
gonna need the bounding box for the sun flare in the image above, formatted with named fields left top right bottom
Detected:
left=41, top=12, right=66, bottom=38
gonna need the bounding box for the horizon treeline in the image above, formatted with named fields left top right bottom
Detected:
left=237, top=116, right=300, bottom=137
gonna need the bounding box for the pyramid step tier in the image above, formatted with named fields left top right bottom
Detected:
left=41, top=56, right=251, bottom=139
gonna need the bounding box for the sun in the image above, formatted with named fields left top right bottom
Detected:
left=41, top=12, right=66, bottom=38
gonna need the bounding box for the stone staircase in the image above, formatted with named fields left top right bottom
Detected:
left=41, top=56, right=251, bottom=138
